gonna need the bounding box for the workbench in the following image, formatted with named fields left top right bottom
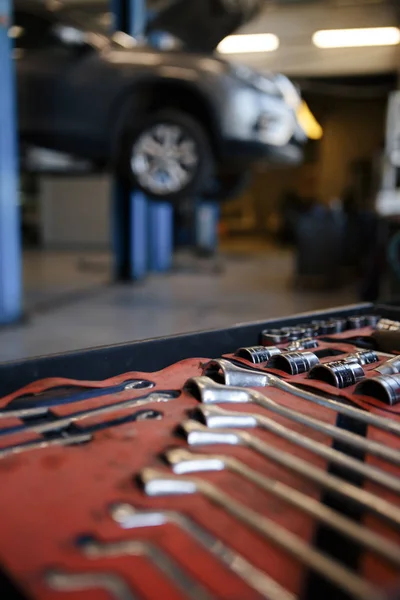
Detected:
left=0, top=302, right=399, bottom=600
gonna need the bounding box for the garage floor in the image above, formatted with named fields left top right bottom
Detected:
left=0, top=244, right=359, bottom=363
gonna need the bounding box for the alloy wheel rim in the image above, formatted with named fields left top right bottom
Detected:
left=130, top=123, right=199, bottom=195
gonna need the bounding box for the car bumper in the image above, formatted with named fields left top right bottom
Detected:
left=220, top=136, right=304, bottom=166
left=216, top=80, right=307, bottom=164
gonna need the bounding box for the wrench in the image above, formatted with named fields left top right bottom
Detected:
left=80, top=536, right=212, bottom=600
left=139, top=468, right=383, bottom=600
left=187, top=376, right=400, bottom=465
left=111, top=503, right=294, bottom=600
left=0, top=391, right=177, bottom=439
left=193, top=404, right=400, bottom=494
left=179, top=420, right=400, bottom=528
left=164, top=447, right=400, bottom=567
left=46, top=570, right=137, bottom=600
left=0, top=431, right=92, bottom=459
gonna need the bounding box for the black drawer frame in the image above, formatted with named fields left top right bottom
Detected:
left=0, top=301, right=398, bottom=397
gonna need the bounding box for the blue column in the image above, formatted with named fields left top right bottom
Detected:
left=111, top=0, right=147, bottom=281
left=146, top=26, right=173, bottom=272
left=112, top=183, right=148, bottom=280
left=148, top=201, right=173, bottom=271
left=111, top=0, right=173, bottom=279
left=0, top=0, right=22, bottom=323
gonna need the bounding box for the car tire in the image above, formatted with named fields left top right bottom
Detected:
left=118, top=109, right=214, bottom=203
left=203, top=169, right=251, bottom=202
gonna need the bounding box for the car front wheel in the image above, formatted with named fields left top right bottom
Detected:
left=119, top=109, right=214, bottom=203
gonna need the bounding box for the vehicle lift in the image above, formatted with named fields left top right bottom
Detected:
left=112, top=0, right=219, bottom=280
left=0, top=0, right=22, bottom=324
left=0, top=0, right=219, bottom=326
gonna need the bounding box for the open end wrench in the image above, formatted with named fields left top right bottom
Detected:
left=179, top=420, right=400, bottom=528
left=80, top=537, right=212, bottom=600
left=0, top=391, right=178, bottom=439
left=111, top=504, right=294, bottom=600
left=0, top=431, right=92, bottom=459
left=0, top=406, right=49, bottom=419
left=139, top=468, right=384, bottom=600
left=193, top=405, right=400, bottom=494
left=46, top=570, right=137, bottom=600
left=164, top=447, right=400, bottom=568
left=186, top=376, right=400, bottom=466
left=200, top=359, right=400, bottom=436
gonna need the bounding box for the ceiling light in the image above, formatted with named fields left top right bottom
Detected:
left=217, top=33, right=279, bottom=54
left=312, top=27, right=400, bottom=49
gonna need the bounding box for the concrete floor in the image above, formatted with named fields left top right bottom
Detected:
left=0, top=244, right=359, bottom=363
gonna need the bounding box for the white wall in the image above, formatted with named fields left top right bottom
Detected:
left=39, top=175, right=111, bottom=250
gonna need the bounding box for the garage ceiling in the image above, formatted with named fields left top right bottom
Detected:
left=235, top=0, right=400, bottom=76
left=55, top=0, right=400, bottom=76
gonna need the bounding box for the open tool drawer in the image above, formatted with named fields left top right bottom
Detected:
left=0, top=301, right=399, bottom=600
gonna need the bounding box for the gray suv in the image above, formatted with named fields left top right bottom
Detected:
left=15, top=0, right=307, bottom=201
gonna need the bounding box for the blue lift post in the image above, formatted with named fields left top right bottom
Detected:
left=0, top=0, right=22, bottom=324
left=112, top=0, right=173, bottom=280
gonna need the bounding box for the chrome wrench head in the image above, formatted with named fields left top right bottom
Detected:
left=165, top=447, right=226, bottom=474
left=185, top=375, right=255, bottom=403
left=140, top=467, right=199, bottom=497
left=193, top=405, right=258, bottom=429
left=200, top=360, right=272, bottom=388
left=111, top=504, right=170, bottom=528
left=179, top=419, right=244, bottom=446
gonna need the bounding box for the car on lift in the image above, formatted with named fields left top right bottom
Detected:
left=14, top=0, right=307, bottom=202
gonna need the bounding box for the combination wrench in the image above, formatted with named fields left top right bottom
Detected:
left=164, top=447, right=400, bottom=567
left=46, top=570, right=136, bottom=600
left=111, top=503, right=294, bottom=600
left=192, top=404, right=400, bottom=494
left=139, top=468, right=384, bottom=600
left=80, top=536, right=213, bottom=600
left=186, top=376, right=400, bottom=465
left=179, top=420, right=400, bottom=527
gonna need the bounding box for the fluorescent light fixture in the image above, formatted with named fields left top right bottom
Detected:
left=218, top=33, right=279, bottom=54
left=313, top=27, right=400, bottom=49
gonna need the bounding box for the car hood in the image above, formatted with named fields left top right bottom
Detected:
left=146, top=0, right=264, bottom=52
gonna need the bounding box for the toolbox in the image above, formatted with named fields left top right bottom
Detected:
left=0, top=301, right=400, bottom=600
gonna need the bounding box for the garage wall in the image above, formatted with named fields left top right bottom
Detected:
left=39, top=175, right=111, bottom=250
left=242, top=95, right=387, bottom=232
left=317, top=97, right=386, bottom=203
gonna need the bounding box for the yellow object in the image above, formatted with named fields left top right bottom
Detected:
left=297, top=101, right=323, bottom=140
